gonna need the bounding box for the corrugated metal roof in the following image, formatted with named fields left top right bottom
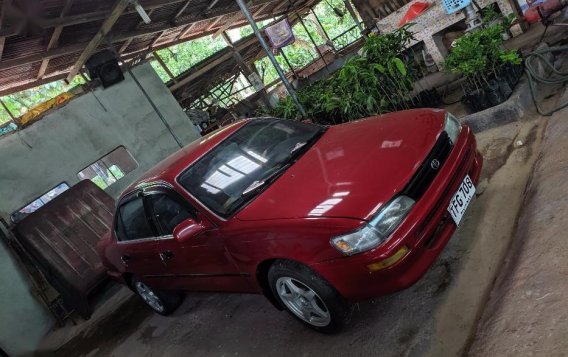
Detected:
left=0, top=0, right=318, bottom=96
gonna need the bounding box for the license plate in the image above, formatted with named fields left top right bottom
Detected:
left=447, top=175, right=476, bottom=225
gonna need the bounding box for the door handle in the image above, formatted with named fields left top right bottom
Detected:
left=121, top=255, right=132, bottom=264
left=159, top=250, right=175, bottom=262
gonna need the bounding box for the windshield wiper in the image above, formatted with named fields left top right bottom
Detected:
left=241, top=163, right=292, bottom=197
left=242, top=180, right=265, bottom=196
left=291, top=142, right=306, bottom=153
left=235, top=128, right=327, bottom=206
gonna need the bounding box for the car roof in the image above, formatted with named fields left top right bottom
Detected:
left=120, top=119, right=250, bottom=199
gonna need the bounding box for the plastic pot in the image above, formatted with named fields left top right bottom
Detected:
left=496, top=76, right=513, bottom=99
left=462, top=94, right=478, bottom=113
left=485, top=80, right=505, bottom=106
left=512, top=63, right=523, bottom=85
left=504, top=65, right=517, bottom=88
left=418, top=90, right=430, bottom=107
left=428, top=89, right=442, bottom=107
left=470, top=88, right=491, bottom=111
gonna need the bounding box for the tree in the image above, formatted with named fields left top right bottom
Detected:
left=0, top=76, right=84, bottom=124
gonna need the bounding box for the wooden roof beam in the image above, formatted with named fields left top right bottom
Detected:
left=175, top=22, right=197, bottom=40
left=0, top=0, right=9, bottom=60
left=254, top=2, right=273, bottom=16
left=37, top=26, right=63, bottom=79
left=212, top=1, right=251, bottom=38
left=212, top=0, right=291, bottom=38
left=37, top=0, right=186, bottom=29
left=272, top=1, right=291, bottom=13
left=37, top=0, right=74, bottom=79
left=0, top=0, right=313, bottom=71
left=65, top=0, right=130, bottom=82
left=205, top=16, right=223, bottom=32
left=150, top=30, right=165, bottom=48
left=206, top=0, right=222, bottom=11
left=119, top=8, right=156, bottom=54
left=173, top=0, right=192, bottom=20
left=149, top=0, right=193, bottom=50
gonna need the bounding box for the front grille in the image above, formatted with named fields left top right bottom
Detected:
left=402, top=131, right=453, bottom=200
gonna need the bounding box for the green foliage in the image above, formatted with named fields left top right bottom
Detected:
left=501, top=13, right=518, bottom=27
left=482, top=5, right=500, bottom=23
left=499, top=50, right=522, bottom=65
left=150, top=35, right=227, bottom=82
left=363, top=24, right=415, bottom=63
left=443, top=24, right=521, bottom=89
left=255, top=0, right=361, bottom=86
left=0, top=76, right=85, bottom=124
left=272, top=24, right=417, bottom=123
left=482, top=5, right=517, bottom=27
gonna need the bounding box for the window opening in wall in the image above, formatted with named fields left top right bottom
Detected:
left=11, top=182, right=70, bottom=223
left=77, top=146, right=138, bottom=190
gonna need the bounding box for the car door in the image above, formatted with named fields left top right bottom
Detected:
left=113, top=194, right=163, bottom=282
left=145, top=189, right=252, bottom=292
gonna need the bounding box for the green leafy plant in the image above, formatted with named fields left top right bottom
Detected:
left=482, top=6, right=500, bottom=23
left=272, top=24, right=419, bottom=123
left=443, top=24, right=521, bottom=92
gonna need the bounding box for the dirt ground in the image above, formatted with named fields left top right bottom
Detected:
left=34, top=116, right=547, bottom=357
left=468, top=94, right=568, bottom=357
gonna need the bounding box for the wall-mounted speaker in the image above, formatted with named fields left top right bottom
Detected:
left=85, top=50, right=125, bottom=88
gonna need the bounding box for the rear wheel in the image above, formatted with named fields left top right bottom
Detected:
left=132, top=277, right=182, bottom=316
left=268, top=260, right=352, bottom=333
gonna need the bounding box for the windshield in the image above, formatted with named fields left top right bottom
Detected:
left=178, top=118, right=324, bottom=218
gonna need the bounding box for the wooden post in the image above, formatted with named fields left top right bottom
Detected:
left=297, top=13, right=330, bottom=73
left=236, top=0, right=305, bottom=116
left=66, top=0, right=130, bottom=83
left=309, top=8, right=333, bottom=47
left=280, top=49, right=298, bottom=78
left=343, top=0, right=365, bottom=34
left=221, top=31, right=273, bottom=108
left=153, top=51, right=178, bottom=83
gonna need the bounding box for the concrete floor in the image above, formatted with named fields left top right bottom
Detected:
left=468, top=89, right=568, bottom=356
left=35, top=115, right=547, bottom=357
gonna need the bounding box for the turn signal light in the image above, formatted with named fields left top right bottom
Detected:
left=367, top=246, right=409, bottom=272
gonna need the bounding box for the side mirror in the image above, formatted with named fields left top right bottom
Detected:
left=173, top=218, right=209, bottom=243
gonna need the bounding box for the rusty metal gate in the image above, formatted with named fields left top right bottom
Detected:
left=14, top=180, right=115, bottom=319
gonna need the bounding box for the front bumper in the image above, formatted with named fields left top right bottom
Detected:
left=310, top=126, right=483, bottom=301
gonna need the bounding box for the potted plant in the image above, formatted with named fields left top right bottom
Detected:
left=272, top=24, right=421, bottom=123
left=443, top=23, right=522, bottom=113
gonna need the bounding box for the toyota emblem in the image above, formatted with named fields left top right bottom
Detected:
left=431, top=159, right=440, bottom=170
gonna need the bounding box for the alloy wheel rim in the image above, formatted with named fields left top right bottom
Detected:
left=135, top=281, right=165, bottom=313
left=276, top=277, right=331, bottom=327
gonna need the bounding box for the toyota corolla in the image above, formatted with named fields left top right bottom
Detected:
left=98, top=109, right=483, bottom=333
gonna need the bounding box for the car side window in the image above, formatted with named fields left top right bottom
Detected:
left=147, top=193, right=195, bottom=236
left=116, top=197, right=154, bottom=241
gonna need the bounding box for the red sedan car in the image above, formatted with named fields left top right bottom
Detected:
left=98, top=109, right=483, bottom=333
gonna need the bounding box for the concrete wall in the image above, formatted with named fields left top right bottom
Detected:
left=0, top=62, right=200, bottom=356
left=0, top=229, right=53, bottom=356
left=0, top=62, right=200, bottom=219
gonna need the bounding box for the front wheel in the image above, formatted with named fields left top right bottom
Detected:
left=132, top=277, right=182, bottom=316
left=268, top=260, right=352, bottom=333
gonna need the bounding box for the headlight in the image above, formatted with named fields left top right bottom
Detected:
left=331, top=196, right=415, bottom=256
left=444, top=112, right=462, bottom=144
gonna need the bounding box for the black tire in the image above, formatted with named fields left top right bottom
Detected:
left=131, top=277, right=182, bottom=316
left=268, top=260, right=352, bottom=334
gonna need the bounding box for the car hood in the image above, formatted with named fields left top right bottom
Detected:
left=236, top=109, right=445, bottom=222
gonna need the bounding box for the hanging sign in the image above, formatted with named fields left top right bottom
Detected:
left=264, top=19, right=295, bottom=49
